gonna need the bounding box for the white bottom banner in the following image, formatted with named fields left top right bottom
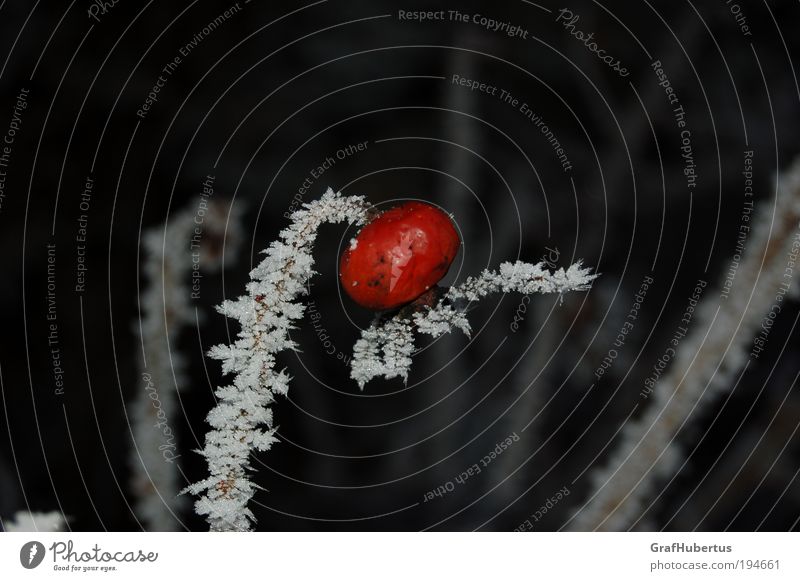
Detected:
left=1, top=532, right=797, bottom=580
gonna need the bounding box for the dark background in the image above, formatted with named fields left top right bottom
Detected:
left=0, top=0, right=799, bottom=531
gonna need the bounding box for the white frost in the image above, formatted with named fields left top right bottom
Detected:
left=3, top=511, right=66, bottom=532
left=188, top=188, right=598, bottom=530
left=186, top=188, right=371, bottom=531
left=350, top=260, right=598, bottom=388
left=131, top=197, right=242, bottom=531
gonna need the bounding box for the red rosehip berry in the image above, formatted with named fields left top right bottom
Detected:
left=339, top=201, right=460, bottom=310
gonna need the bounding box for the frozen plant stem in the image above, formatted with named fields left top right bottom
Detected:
left=569, top=156, right=800, bottom=531
left=188, top=189, right=596, bottom=530
left=131, top=198, right=241, bottom=531
left=186, top=189, right=371, bottom=531
left=351, top=261, right=598, bottom=388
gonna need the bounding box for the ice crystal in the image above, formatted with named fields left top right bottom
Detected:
left=188, top=188, right=597, bottom=530
left=131, top=197, right=242, bottom=531
left=186, top=189, right=371, bottom=531
left=351, top=260, right=597, bottom=388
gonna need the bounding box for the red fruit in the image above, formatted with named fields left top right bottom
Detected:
left=340, top=201, right=460, bottom=310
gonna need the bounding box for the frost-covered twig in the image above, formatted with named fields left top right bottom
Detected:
left=186, top=189, right=371, bottom=531
left=569, top=156, right=800, bottom=531
left=131, top=196, right=242, bottom=531
left=350, top=261, right=598, bottom=388
left=2, top=511, right=66, bottom=532
left=187, top=189, right=596, bottom=529
left=351, top=317, right=416, bottom=386
left=446, top=261, right=596, bottom=302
